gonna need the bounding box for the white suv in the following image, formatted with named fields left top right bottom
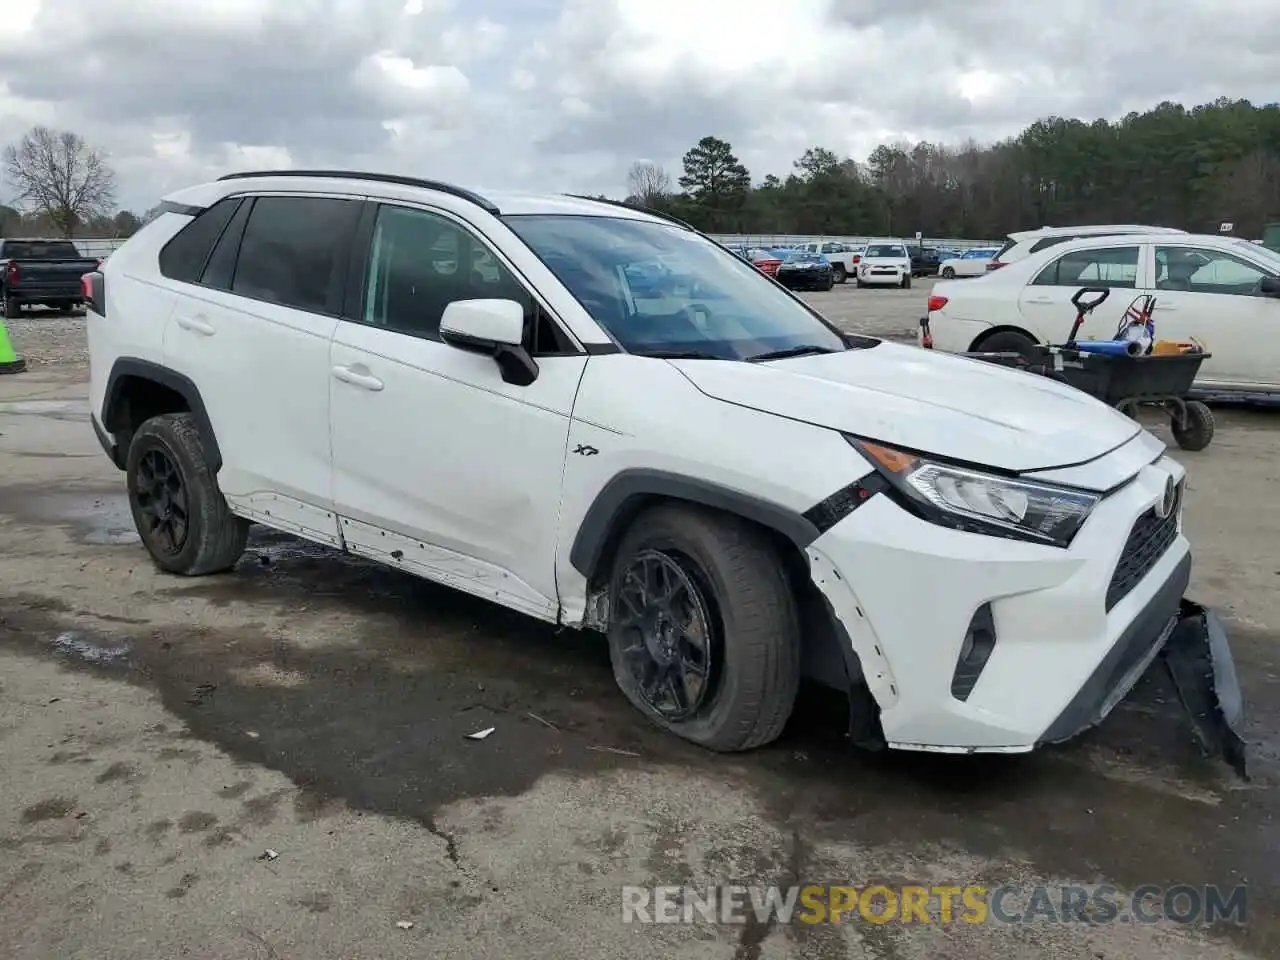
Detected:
left=986, top=224, right=1188, bottom=273
left=84, top=170, right=1210, bottom=757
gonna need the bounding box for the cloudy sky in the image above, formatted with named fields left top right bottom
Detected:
left=0, top=0, right=1275, bottom=213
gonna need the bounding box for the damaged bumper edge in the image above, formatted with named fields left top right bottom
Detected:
left=1160, top=600, right=1248, bottom=779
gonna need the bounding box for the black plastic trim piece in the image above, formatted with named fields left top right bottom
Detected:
left=91, top=414, right=123, bottom=469
left=802, top=474, right=887, bottom=534
left=569, top=468, right=820, bottom=579
left=1039, top=551, right=1191, bottom=744
left=218, top=169, right=499, bottom=214
left=583, top=342, right=622, bottom=355
left=101, top=358, right=222, bottom=472
left=951, top=603, right=996, bottom=701
left=157, top=200, right=206, bottom=217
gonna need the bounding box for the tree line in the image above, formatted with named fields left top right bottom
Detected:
left=625, top=98, right=1280, bottom=240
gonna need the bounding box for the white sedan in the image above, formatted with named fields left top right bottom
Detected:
left=938, top=247, right=999, bottom=279
left=923, top=232, right=1280, bottom=395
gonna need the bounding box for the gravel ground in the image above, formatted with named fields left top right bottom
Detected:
left=1, top=280, right=932, bottom=370
left=4, top=310, right=91, bottom=367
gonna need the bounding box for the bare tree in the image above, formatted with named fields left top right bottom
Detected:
left=4, top=126, right=117, bottom=238
left=626, top=161, right=672, bottom=205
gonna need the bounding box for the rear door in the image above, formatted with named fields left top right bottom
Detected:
left=1149, top=243, right=1278, bottom=388
left=1016, top=244, right=1145, bottom=343
left=161, top=192, right=362, bottom=544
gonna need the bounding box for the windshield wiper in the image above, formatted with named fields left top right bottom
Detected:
left=637, top=349, right=725, bottom=360
left=747, top=344, right=842, bottom=362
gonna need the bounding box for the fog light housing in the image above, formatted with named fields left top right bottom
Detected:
left=952, top=603, right=997, bottom=701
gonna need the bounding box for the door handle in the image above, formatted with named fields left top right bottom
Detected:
left=1025, top=296, right=1053, bottom=304
left=175, top=314, right=214, bottom=336
left=331, top=364, right=384, bottom=391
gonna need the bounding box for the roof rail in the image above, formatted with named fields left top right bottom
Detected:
left=216, top=169, right=499, bottom=214
left=564, top=194, right=694, bottom=231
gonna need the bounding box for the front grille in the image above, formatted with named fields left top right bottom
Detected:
left=1105, top=494, right=1180, bottom=612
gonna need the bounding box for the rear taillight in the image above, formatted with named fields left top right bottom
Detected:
left=852, top=255, right=861, bottom=264
left=985, top=260, right=1005, bottom=271
left=82, top=271, right=106, bottom=316
left=927, top=295, right=948, bottom=312
left=7, top=261, right=18, bottom=284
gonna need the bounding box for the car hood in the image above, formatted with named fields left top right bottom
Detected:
left=670, top=342, right=1143, bottom=474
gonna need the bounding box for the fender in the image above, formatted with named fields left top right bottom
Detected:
left=102, top=358, right=223, bottom=472
left=568, top=467, right=820, bottom=581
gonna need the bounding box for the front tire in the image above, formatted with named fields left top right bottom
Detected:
left=126, top=413, right=249, bottom=576
left=941, top=267, right=955, bottom=279
left=606, top=504, right=801, bottom=752
left=832, top=264, right=847, bottom=284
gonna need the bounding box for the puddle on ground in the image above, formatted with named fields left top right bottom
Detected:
left=0, top=488, right=139, bottom=545
left=50, top=630, right=130, bottom=665
left=0, top=399, right=90, bottom=420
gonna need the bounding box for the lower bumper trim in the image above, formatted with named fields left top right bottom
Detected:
left=92, top=414, right=124, bottom=470
left=1039, top=552, right=1191, bottom=745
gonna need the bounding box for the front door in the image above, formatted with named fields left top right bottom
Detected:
left=328, top=202, right=588, bottom=619
left=1148, top=244, right=1278, bottom=388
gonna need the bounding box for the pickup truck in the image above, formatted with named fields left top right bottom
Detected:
left=795, top=240, right=858, bottom=284
left=0, top=238, right=101, bottom=318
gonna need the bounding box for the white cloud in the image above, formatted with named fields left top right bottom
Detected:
left=0, top=0, right=1274, bottom=212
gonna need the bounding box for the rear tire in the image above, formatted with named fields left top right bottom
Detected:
left=606, top=504, right=801, bottom=752
left=941, top=267, right=956, bottom=279
left=902, top=275, right=912, bottom=289
left=975, top=329, right=1040, bottom=362
left=832, top=264, right=847, bottom=284
left=126, top=413, right=249, bottom=576
left=3, top=293, right=20, bottom=319
left=1172, top=400, right=1214, bottom=451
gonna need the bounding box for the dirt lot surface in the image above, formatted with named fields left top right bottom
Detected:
left=1, top=288, right=1278, bottom=959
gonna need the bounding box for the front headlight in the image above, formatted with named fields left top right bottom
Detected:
left=847, top=437, right=1100, bottom=547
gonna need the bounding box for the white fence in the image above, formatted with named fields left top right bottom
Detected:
left=707, top=234, right=1001, bottom=250
left=74, top=238, right=129, bottom=259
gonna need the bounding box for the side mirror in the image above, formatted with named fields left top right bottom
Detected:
left=440, top=298, right=538, bottom=386
left=1260, top=276, right=1280, bottom=297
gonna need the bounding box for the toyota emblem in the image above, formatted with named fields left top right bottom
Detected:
left=1154, top=476, right=1178, bottom=519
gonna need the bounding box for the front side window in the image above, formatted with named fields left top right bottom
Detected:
left=1155, top=246, right=1270, bottom=295
left=1032, top=246, right=1139, bottom=289
left=504, top=215, right=850, bottom=360
left=231, top=196, right=360, bottom=313
left=364, top=204, right=532, bottom=342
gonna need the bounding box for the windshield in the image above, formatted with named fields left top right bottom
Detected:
left=1233, top=239, right=1280, bottom=270
left=864, top=244, right=905, bottom=258
left=785, top=252, right=823, bottom=264
left=505, top=215, right=850, bottom=360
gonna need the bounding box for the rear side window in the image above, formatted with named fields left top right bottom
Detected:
left=1029, top=236, right=1077, bottom=253
left=231, top=196, right=361, bottom=314
left=158, top=198, right=242, bottom=283
left=1032, top=246, right=1140, bottom=289
left=200, top=198, right=254, bottom=290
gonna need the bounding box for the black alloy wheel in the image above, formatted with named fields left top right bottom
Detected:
left=613, top=548, right=716, bottom=721
left=134, top=447, right=190, bottom=556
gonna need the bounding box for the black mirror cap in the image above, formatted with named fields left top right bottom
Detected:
left=1260, top=276, right=1280, bottom=296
